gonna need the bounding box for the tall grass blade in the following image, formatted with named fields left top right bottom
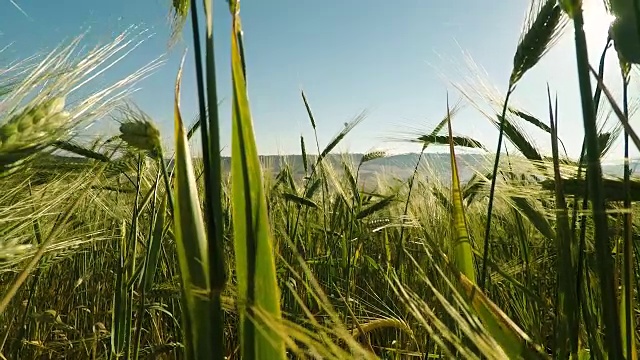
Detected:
left=509, top=108, right=574, bottom=156
left=111, top=220, right=128, bottom=358
left=297, top=90, right=330, bottom=251
left=570, top=37, right=610, bottom=246
left=547, top=87, right=578, bottom=358
left=446, top=96, right=476, bottom=283
left=171, top=55, right=213, bottom=359
left=456, top=271, right=549, bottom=359
left=566, top=3, right=623, bottom=357
left=190, top=0, right=227, bottom=355
left=620, top=59, right=637, bottom=360
left=419, top=239, right=549, bottom=359
left=132, top=178, right=164, bottom=360
left=141, top=197, right=166, bottom=292
left=229, top=2, right=286, bottom=358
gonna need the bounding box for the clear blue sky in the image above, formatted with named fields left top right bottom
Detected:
left=0, top=0, right=633, bottom=160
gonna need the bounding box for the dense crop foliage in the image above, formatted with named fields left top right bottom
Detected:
left=2, top=0, right=640, bottom=359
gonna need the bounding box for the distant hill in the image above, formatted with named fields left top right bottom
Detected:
left=224, top=153, right=493, bottom=187
left=601, top=160, right=640, bottom=177
left=37, top=151, right=640, bottom=187
left=245, top=153, right=640, bottom=186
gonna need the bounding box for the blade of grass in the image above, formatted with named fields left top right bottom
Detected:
left=112, top=220, right=128, bottom=358
left=619, top=59, right=637, bottom=360
left=571, top=36, right=611, bottom=236
left=456, top=271, right=550, bottom=359
left=547, top=87, right=578, bottom=358
left=189, top=0, right=227, bottom=355
left=565, top=2, right=623, bottom=357
left=172, top=53, right=213, bottom=359
left=428, top=242, right=550, bottom=358
left=446, top=95, right=476, bottom=283
left=299, top=90, right=330, bottom=260
left=133, top=174, right=164, bottom=360
left=229, top=2, right=286, bottom=358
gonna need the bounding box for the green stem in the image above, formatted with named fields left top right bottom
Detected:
left=621, top=66, right=635, bottom=359
left=480, top=86, right=514, bottom=290
left=192, top=0, right=228, bottom=356
left=397, top=145, right=426, bottom=280
left=574, top=37, right=610, bottom=360
left=570, top=6, right=623, bottom=358
left=570, top=36, right=611, bottom=235
left=201, top=0, right=227, bottom=293
left=159, top=154, right=175, bottom=215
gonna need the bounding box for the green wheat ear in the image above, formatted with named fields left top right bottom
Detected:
left=300, top=135, right=308, bottom=173
left=118, top=117, right=162, bottom=158
left=0, top=96, right=68, bottom=150
left=359, top=150, right=386, bottom=166
left=610, top=16, right=640, bottom=64
left=511, top=0, right=566, bottom=85
left=0, top=96, right=70, bottom=175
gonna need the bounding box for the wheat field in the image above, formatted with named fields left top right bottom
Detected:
left=1, top=0, right=640, bottom=359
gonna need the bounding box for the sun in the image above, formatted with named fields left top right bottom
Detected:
left=582, top=0, right=617, bottom=42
